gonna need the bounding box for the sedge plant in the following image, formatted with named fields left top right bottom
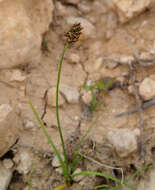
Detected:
left=27, top=23, right=140, bottom=190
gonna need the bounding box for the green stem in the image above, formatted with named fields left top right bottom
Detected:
left=56, top=43, right=70, bottom=179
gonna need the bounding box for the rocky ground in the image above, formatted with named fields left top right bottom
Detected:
left=1, top=0, right=155, bottom=190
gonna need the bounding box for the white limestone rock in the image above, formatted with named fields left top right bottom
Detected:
left=0, top=0, right=53, bottom=68
left=113, top=0, right=151, bottom=23
left=0, top=162, right=12, bottom=190
left=14, top=149, right=32, bottom=174
left=60, top=84, right=80, bottom=104
left=0, top=104, right=20, bottom=157
left=107, top=128, right=140, bottom=157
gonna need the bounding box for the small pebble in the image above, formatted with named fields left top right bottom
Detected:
left=55, top=167, right=63, bottom=175
left=74, top=116, right=79, bottom=121
left=47, top=87, right=65, bottom=107
left=0, top=69, right=26, bottom=82
left=78, top=3, right=91, bottom=14
left=60, top=84, right=80, bottom=104
left=139, top=77, right=155, bottom=100
left=24, top=120, right=34, bottom=129
left=128, top=85, right=134, bottom=94
left=52, top=154, right=64, bottom=168
left=140, top=52, right=154, bottom=66
left=151, top=41, right=155, bottom=54
left=117, top=76, right=125, bottom=83
left=10, top=69, right=26, bottom=82
left=2, top=159, right=14, bottom=169
left=14, top=149, right=32, bottom=174
left=120, top=55, right=134, bottom=63
left=150, top=75, right=155, bottom=81
left=73, top=168, right=83, bottom=182
left=105, top=29, right=115, bottom=40
left=68, top=53, right=80, bottom=64
left=94, top=57, right=104, bottom=71
left=82, top=91, right=92, bottom=105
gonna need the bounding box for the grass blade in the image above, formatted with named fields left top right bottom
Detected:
left=94, top=184, right=109, bottom=189
left=73, top=171, right=137, bottom=190
left=27, top=97, right=68, bottom=181
left=28, top=165, right=35, bottom=190
left=72, top=171, right=121, bottom=183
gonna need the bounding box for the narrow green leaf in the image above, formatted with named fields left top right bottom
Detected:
left=26, top=97, right=68, bottom=180
left=28, top=165, right=35, bottom=190
left=94, top=184, right=109, bottom=189
left=73, top=171, right=137, bottom=190
left=72, top=171, right=121, bottom=183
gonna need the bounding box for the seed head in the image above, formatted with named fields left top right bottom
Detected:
left=65, top=23, right=83, bottom=45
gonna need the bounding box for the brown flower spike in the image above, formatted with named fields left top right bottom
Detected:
left=65, top=23, right=83, bottom=45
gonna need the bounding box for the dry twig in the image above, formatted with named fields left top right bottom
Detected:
left=129, top=63, right=145, bottom=162
left=122, top=34, right=145, bottom=162
left=116, top=98, right=155, bottom=117
left=41, top=89, right=48, bottom=120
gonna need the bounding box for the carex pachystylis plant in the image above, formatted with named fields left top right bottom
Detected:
left=27, top=23, right=138, bottom=190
